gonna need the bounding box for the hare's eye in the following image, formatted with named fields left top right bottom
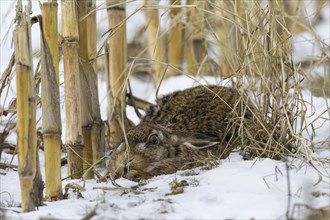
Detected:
left=149, top=134, right=159, bottom=144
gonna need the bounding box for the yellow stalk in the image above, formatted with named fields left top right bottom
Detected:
left=168, top=0, right=183, bottom=76
left=77, top=0, right=94, bottom=179
left=87, top=0, right=97, bottom=74
left=106, top=0, right=128, bottom=144
left=213, top=0, right=236, bottom=77
left=186, top=0, right=207, bottom=76
left=61, top=0, right=84, bottom=179
left=14, top=0, right=43, bottom=211
left=41, top=1, right=63, bottom=200
left=14, top=37, right=33, bottom=211
left=143, top=0, right=166, bottom=83
left=86, top=0, right=103, bottom=166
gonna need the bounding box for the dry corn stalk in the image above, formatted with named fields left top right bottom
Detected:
left=213, top=0, right=237, bottom=77
left=40, top=1, right=63, bottom=200
left=61, top=0, right=84, bottom=179
left=77, top=0, right=94, bottom=179
left=168, top=0, right=183, bottom=76
left=143, top=0, right=166, bottom=84
left=87, top=0, right=97, bottom=74
left=86, top=0, right=104, bottom=166
left=106, top=0, right=130, bottom=143
left=186, top=0, right=208, bottom=76
left=14, top=0, right=43, bottom=211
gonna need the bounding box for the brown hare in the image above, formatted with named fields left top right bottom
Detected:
left=109, top=85, right=289, bottom=181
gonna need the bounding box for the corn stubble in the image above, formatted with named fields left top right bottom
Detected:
left=106, top=0, right=132, bottom=144
left=40, top=1, right=63, bottom=200
left=143, top=0, right=166, bottom=84
left=168, top=0, right=184, bottom=76
left=77, top=0, right=94, bottom=179
left=186, top=0, right=208, bottom=76
left=14, top=0, right=43, bottom=212
left=86, top=0, right=104, bottom=166
left=61, top=0, right=84, bottom=179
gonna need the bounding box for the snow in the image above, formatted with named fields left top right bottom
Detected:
left=1, top=1, right=330, bottom=220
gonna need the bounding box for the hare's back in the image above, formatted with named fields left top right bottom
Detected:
left=143, top=85, right=240, bottom=136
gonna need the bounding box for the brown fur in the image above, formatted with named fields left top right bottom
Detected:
left=109, top=85, right=287, bottom=181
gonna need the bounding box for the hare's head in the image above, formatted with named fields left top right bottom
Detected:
left=109, top=122, right=222, bottom=181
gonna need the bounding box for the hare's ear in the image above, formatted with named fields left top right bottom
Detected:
left=173, top=131, right=220, bottom=149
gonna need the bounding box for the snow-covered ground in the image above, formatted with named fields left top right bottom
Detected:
left=1, top=148, right=329, bottom=219
left=1, top=1, right=329, bottom=219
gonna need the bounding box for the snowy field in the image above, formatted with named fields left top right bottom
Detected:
left=1, top=1, right=330, bottom=219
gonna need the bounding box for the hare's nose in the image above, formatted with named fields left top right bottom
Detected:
left=123, top=164, right=128, bottom=175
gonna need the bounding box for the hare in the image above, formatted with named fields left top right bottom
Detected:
left=109, top=85, right=288, bottom=181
